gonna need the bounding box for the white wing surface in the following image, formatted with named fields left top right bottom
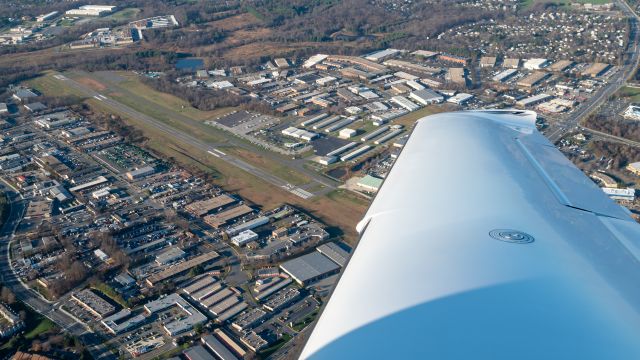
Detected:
left=300, top=110, right=640, bottom=360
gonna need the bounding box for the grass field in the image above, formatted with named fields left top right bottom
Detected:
left=0, top=301, right=59, bottom=357
left=392, top=104, right=452, bottom=128
left=618, top=86, right=640, bottom=102
left=27, top=73, right=87, bottom=100
left=105, top=8, right=141, bottom=21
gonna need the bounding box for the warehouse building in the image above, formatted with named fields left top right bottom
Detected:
left=391, top=96, right=420, bottom=111
left=365, top=48, right=400, bottom=62
left=523, top=58, right=550, bottom=70
left=409, top=89, right=444, bottom=105
left=602, top=188, right=635, bottom=202
left=184, top=345, right=215, bottom=360
left=144, top=293, right=208, bottom=337
left=502, top=58, right=520, bottom=69
left=627, top=162, right=640, bottom=176
left=492, top=69, right=518, bottom=83
left=101, top=309, right=146, bottom=335
left=201, top=335, right=239, bottom=360
left=185, top=195, right=236, bottom=217
left=517, top=71, right=550, bottom=88
left=66, top=5, right=117, bottom=16
left=548, top=60, right=575, bottom=72
left=582, top=63, right=610, bottom=78
left=203, top=205, right=254, bottom=228
left=125, top=166, right=155, bottom=181
left=480, top=56, right=497, bottom=68
left=146, top=251, right=219, bottom=287
left=316, top=242, right=351, bottom=267
left=231, top=230, right=259, bottom=247
left=71, top=289, right=116, bottom=319
left=516, top=93, right=553, bottom=108
left=356, top=175, right=384, bottom=192
left=155, top=247, right=187, bottom=265
left=280, top=252, right=341, bottom=286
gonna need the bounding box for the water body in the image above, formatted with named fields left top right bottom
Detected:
left=175, top=58, right=204, bottom=71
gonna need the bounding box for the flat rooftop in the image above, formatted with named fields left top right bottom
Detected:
left=280, top=252, right=340, bottom=284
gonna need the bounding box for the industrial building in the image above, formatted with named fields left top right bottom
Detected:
left=316, top=242, right=350, bottom=267
left=582, top=63, right=610, bottom=78
left=602, top=188, right=635, bottom=202
left=280, top=252, right=341, bottom=286
left=517, top=71, right=550, bottom=88
left=502, top=58, right=520, bottom=69
left=548, top=60, right=575, bottom=72
left=447, top=67, right=467, bottom=85
left=144, top=293, right=208, bottom=336
left=232, top=308, right=267, bottom=331
left=181, top=275, right=248, bottom=322
left=0, top=303, right=24, bottom=338
left=480, top=56, right=497, bottom=68
left=409, top=89, right=444, bottom=105
left=356, top=175, right=384, bottom=192
left=626, top=162, right=640, bottom=176
left=281, top=127, right=319, bottom=141
left=71, top=289, right=116, bottom=319
left=125, top=166, right=155, bottom=180
left=365, top=49, right=400, bottom=62
left=185, top=195, right=236, bottom=217
left=231, top=230, right=259, bottom=247
left=66, top=5, right=117, bottom=17
left=447, top=93, right=474, bottom=105
left=203, top=205, right=254, bottom=228
left=523, top=58, right=550, bottom=70
left=184, top=345, right=216, bottom=360
left=623, top=105, right=640, bottom=121
left=263, top=287, right=300, bottom=312
left=492, top=69, right=518, bottom=83
left=201, top=335, right=239, bottom=360
left=155, top=247, right=187, bottom=265
left=101, top=309, right=146, bottom=335
left=391, top=96, right=420, bottom=111
left=146, top=251, right=219, bottom=287
left=36, top=11, right=59, bottom=22
left=516, top=93, right=553, bottom=108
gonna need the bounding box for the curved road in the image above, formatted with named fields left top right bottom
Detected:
left=0, top=182, right=115, bottom=360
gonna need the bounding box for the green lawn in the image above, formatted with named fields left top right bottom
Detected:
left=24, top=318, right=57, bottom=340
left=105, top=8, right=141, bottom=21
left=618, top=86, right=640, bottom=102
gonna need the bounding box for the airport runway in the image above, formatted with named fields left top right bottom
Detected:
left=53, top=73, right=337, bottom=199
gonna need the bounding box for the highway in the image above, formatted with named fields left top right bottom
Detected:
left=546, top=0, right=640, bottom=143
left=0, top=181, right=115, bottom=360
left=52, top=73, right=338, bottom=199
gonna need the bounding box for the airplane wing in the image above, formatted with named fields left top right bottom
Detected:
left=300, top=110, right=640, bottom=360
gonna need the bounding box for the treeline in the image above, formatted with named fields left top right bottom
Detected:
left=74, top=104, right=147, bottom=144
left=144, top=27, right=227, bottom=48
left=587, top=141, right=640, bottom=169
left=140, top=76, right=251, bottom=110
left=0, top=48, right=176, bottom=92
left=584, top=114, right=640, bottom=142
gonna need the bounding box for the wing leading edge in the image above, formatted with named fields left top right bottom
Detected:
left=300, top=110, right=640, bottom=360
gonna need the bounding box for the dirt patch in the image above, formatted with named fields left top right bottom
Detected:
left=76, top=77, right=107, bottom=91
left=207, top=13, right=263, bottom=31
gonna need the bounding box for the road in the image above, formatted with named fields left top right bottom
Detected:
left=546, top=0, right=640, bottom=143
left=52, top=73, right=339, bottom=199
left=0, top=181, right=116, bottom=360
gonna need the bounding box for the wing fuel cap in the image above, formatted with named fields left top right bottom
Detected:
left=489, top=229, right=535, bottom=244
